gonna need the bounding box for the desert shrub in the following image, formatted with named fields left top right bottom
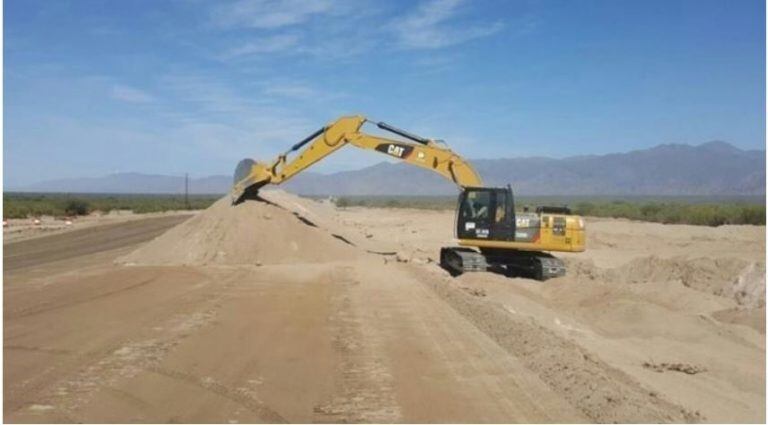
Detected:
left=736, top=205, right=765, bottom=225
left=3, top=193, right=763, bottom=227
left=3, top=204, right=27, bottom=219
left=3, top=193, right=219, bottom=219
left=640, top=203, right=662, bottom=219
left=63, top=199, right=91, bottom=216
left=573, top=201, right=765, bottom=226
left=574, top=202, right=596, bottom=216
left=335, top=197, right=351, bottom=208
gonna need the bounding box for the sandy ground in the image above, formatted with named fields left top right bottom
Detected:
left=4, top=190, right=765, bottom=423
left=3, top=210, right=197, bottom=244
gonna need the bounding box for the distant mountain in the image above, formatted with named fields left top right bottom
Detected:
left=16, top=172, right=233, bottom=195
left=14, top=142, right=765, bottom=196
left=283, top=141, right=765, bottom=196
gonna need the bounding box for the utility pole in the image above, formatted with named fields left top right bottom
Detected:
left=184, top=173, right=190, bottom=210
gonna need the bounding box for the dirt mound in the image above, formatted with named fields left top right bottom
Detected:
left=568, top=256, right=765, bottom=307
left=416, top=267, right=699, bottom=423
left=120, top=195, right=358, bottom=266
left=616, top=256, right=748, bottom=292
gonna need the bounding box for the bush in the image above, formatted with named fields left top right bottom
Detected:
left=63, top=199, right=91, bottom=216
left=3, top=193, right=220, bottom=219
left=640, top=203, right=662, bottom=219
left=737, top=205, right=765, bottom=225
left=335, top=197, right=351, bottom=208
left=2, top=193, right=764, bottom=227
left=571, top=200, right=765, bottom=226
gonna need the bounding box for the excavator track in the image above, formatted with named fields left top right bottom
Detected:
left=440, top=247, right=566, bottom=281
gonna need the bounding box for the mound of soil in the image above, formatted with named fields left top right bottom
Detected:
left=120, top=195, right=358, bottom=266
left=569, top=255, right=765, bottom=307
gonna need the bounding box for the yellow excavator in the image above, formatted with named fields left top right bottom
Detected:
left=232, top=115, right=585, bottom=280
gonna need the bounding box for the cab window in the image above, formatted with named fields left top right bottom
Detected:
left=495, top=191, right=506, bottom=223
left=461, top=191, right=491, bottom=221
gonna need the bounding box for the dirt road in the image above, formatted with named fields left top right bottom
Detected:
left=4, top=215, right=190, bottom=272
left=4, top=192, right=765, bottom=423
left=4, top=213, right=583, bottom=423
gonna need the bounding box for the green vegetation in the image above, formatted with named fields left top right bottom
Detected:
left=63, top=199, right=91, bottom=216
left=329, top=195, right=765, bottom=226
left=3, top=192, right=220, bottom=219
left=6, top=192, right=763, bottom=227
left=328, top=195, right=456, bottom=210
left=572, top=200, right=765, bottom=226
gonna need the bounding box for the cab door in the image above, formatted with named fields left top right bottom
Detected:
left=456, top=189, right=493, bottom=240
left=489, top=189, right=515, bottom=241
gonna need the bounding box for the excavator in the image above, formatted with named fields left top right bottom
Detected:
left=232, top=115, right=585, bottom=280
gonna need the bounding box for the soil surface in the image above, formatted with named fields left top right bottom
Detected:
left=3, top=210, right=196, bottom=244
left=4, top=190, right=765, bottom=423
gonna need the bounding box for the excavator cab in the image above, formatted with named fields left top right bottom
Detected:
left=456, top=187, right=516, bottom=241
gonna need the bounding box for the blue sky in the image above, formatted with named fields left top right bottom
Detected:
left=4, top=0, right=765, bottom=186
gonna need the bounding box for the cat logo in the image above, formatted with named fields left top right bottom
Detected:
left=387, top=144, right=405, bottom=157
left=375, top=143, right=414, bottom=159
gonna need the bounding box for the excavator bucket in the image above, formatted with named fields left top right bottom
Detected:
left=231, top=158, right=272, bottom=204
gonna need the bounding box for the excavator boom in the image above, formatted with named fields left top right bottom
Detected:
left=232, top=115, right=481, bottom=203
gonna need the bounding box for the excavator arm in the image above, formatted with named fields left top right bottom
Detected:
left=232, top=115, right=482, bottom=203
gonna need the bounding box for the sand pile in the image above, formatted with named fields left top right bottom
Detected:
left=120, top=194, right=358, bottom=266
left=568, top=255, right=765, bottom=307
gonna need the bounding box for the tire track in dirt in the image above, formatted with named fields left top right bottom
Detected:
left=5, top=270, right=245, bottom=420
left=146, top=366, right=287, bottom=423
left=4, top=345, right=73, bottom=355
left=312, top=266, right=402, bottom=423
left=102, top=386, right=158, bottom=413
left=6, top=275, right=162, bottom=319
left=408, top=265, right=702, bottom=423
left=6, top=332, right=146, bottom=415
left=46, top=279, right=239, bottom=418
left=404, top=278, right=577, bottom=421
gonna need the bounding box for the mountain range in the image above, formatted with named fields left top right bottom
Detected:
left=14, top=141, right=765, bottom=196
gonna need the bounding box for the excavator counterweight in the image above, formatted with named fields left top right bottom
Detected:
left=231, top=114, right=585, bottom=280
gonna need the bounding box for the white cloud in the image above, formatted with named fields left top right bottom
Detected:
left=392, top=0, right=503, bottom=49
left=262, top=82, right=318, bottom=99
left=211, top=0, right=373, bottom=60
left=209, top=1, right=502, bottom=60
left=222, top=34, right=300, bottom=59
left=221, top=32, right=377, bottom=61
left=111, top=85, right=155, bottom=103
left=160, top=74, right=262, bottom=115
left=157, top=72, right=318, bottom=158
left=210, top=0, right=336, bottom=29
